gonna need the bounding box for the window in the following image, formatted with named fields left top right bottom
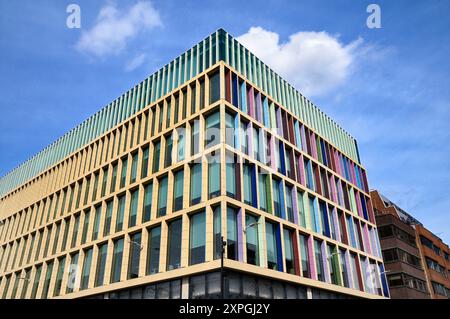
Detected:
left=350, top=253, right=361, bottom=290
left=81, top=210, right=90, bottom=245
left=110, top=163, right=118, bottom=193
left=246, top=214, right=259, bottom=266
left=252, top=127, right=260, bottom=161
left=115, top=195, right=126, bottom=232
left=339, top=249, right=349, bottom=288
left=95, top=243, right=108, bottom=287
left=208, top=154, right=221, bottom=199
left=240, top=120, right=249, bottom=155
left=60, top=220, right=69, bottom=253
left=258, top=170, right=270, bottom=212
left=80, top=248, right=93, bottom=290
left=143, top=183, right=153, bottom=222
left=31, top=265, right=42, bottom=298
left=164, top=134, right=173, bottom=168
left=189, top=212, right=206, bottom=265
left=285, top=186, right=294, bottom=223
left=327, top=244, right=339, bottom=285
left=111, top=238, right=124, bottom=283
left=130, top=153, right=138, bottom=183
left=213, top=206, right=222, bottom=260
left=147, top=226, right=161, bottom=275
left=199, top=79, right=205, bottom=110
left=432, top=282, right=447, bottom=296
left=243, top=162, right=256, bottom=207
left=226, top=152, right=238, bottom=199
left=120, top=157, right=128, bottom=188
left=387, top=274, right=403, bottom=287
left=66, top=253, right=78, bottom=294
left=314, top=240, right=325, bottom=282
left=176, top=127, right=186, bottom=162
left=266, top=222, right=280, bottom=270
left=52, top=222, right=61, bottom=254
left=129, top=189, right=139, bottom=228
left=319, top=201, right=330, bottom=238
left=181, top=89, right=187, bottom=120
left=128, top=232, right=142, bottom=279
left=53, top=257, right=66, bottom=296
left=92, top=205, right=101, bottom=241
left=426, top=257, right=446, bottom=275
left=173, top=170, right=184, bottom=211
left=328, top=207, right=337, bottom=240
left=41, top=261, right=54, bottom=298
left=101, top=167, right=108, bottom=197
left=209, top=71, right=220, bottom=103
left=71, top=214, right=80, bottom=248
left=103, top=201, right=113, bottom=236
left=205, top=111, right=220, bottom=149
left=272, top=178, right=284, bottom=218
left=227, top=207, right=239, bottom=261
left=141, top=146, right=149, bottom=178
left=190, top=163, right=202, bottom=205
left=225, top=112, right=235, bottom=147
left=299, top=234, right=310, bottom=278
left=297, top=191, right=306, bottom=228
left=284, top=229, right=295, bottom=274
left=157, top=176, right=168, bottom=217
left=346, top=215, right=357, bottom=248
left=167, top=219, right=182, bottom=270
left=191, top=120, right=200, bottom=156
left=152, top=140, right=161, bottom=174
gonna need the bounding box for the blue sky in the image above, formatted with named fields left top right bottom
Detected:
left=0, top=0, right=449, bottom=242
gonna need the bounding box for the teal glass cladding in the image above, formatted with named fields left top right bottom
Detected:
left=0, top=29, right=360, bottom=198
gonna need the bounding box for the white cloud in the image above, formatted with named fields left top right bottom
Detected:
left=237, top=27, right=362, bottom=96
left=125, top=53, right=146, bottom=72
left=76, top=1, right=162, bottom=57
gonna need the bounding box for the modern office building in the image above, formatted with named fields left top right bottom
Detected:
left=0, top=29, right=388, bottom=299
left=371, top=190, right=430, bottom=299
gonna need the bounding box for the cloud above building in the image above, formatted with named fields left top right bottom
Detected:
left=76, top=1, right=162, bottom=58
left=237, top=27, right=362, bottom=97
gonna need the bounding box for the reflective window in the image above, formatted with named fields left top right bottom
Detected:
left=205, top=111, right=220, bottom=149
left=164, top=134, right=173, bottom=168
left=167, top=219, right=182, bottom=271
left=128, top=232, right=142, bottom=279
left=314, top=240, right=325, bottom=282
left=147, top=226, right=161, bottom=275
left=115, top=195, right=126, bottom=232
left=143, top=183, right=153, bottom=222
left=129, top=189, right=139, bottom=228
left=173, top=170, right=184, bottom=211
left=111, top=238, right=124, bottom=283
left=190, top=164, right=202, bottom=205
left=130, top=153, right=138, bottom=183
left=227, top=207, right=238, bottom=260
left=246, top=214, right=259, bottom=265
left=157, top=176, right=168, bottom=217
left=266, top=222, right=280, bottom=270
left=95, top=243, right=108, bottom=287
left=284, top=229, right=295, bottom=274
left=189, top=212, right=206, bottom=265
left=152, top=140, right=161, bottom=174
left=81, top=248, right=93, bottom=290
left=208, top=154, right=221, bottom=199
